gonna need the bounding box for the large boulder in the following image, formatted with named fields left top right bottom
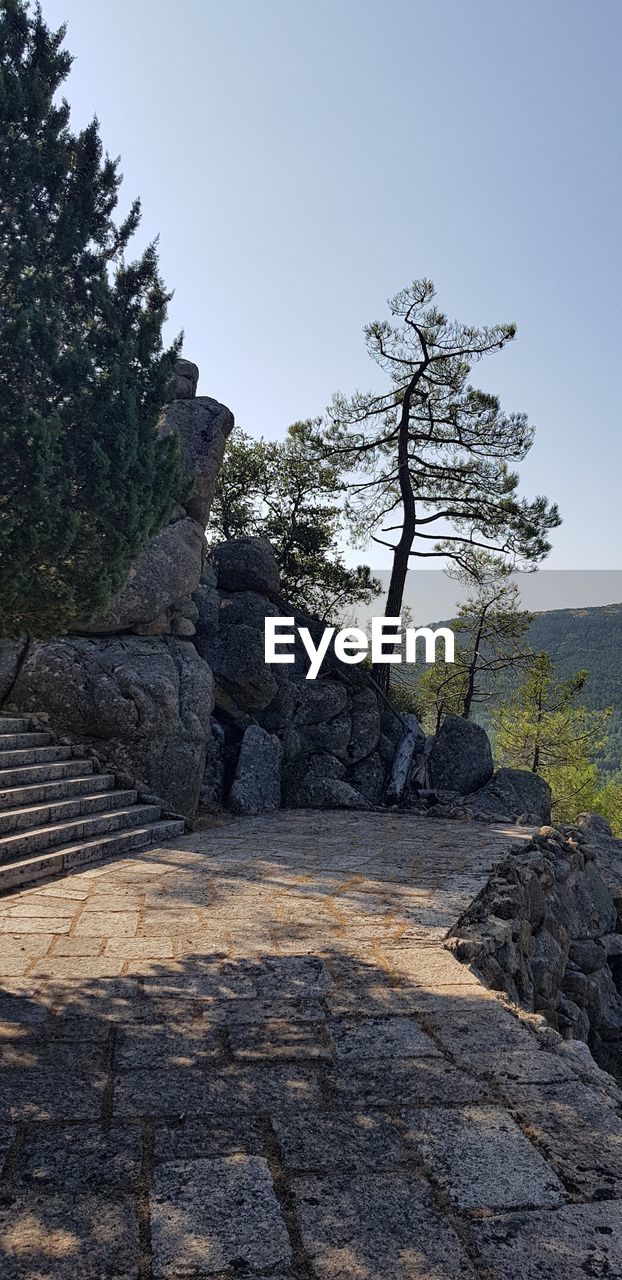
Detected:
left=84, top=516, right=205, bottom=634
left=9, top=636, right=212, bottom=818
left=160, top=396, right=234, bottom=526
left=428, top=715, right=493, bottom=796
left=211, top=537, right=280, bottom=598
left=173, top=358, right=199, bottom=399
left=349, top=751, right=385, bottom=804
left=346, top=687, right=381, bottom=765
left=212, top=624, right=279, bottom=712
left=285, top=773, right=371, bottom=811
left=465, top=767, right=552, bottom=824
left=292, top=679, right=348, bottom=725
left=227, top=725, right=282, bottom=816
left=0, top=639, right=27, bottom=703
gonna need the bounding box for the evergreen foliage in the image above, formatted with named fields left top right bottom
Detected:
left=209, top=422, right=379, bottom=620
left=493, top=653, right=611, bottom=822
left=0, top=0, right=180, bottom=636
left=319, top=279, right=560, bottom=686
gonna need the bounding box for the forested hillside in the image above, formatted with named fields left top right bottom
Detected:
left=399, top=603, right=622, bottom=775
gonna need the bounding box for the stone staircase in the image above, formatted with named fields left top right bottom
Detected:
left=0, top=715, right=185, bottom=894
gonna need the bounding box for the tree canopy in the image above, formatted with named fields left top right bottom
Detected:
left=209, top=421, right=379, bottom=620
left=0, top=0, right=180, bottom=636
left=320, top=279, right=560, bottom=686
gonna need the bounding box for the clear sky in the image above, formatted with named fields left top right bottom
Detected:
left=42, top=0, right=622, bottom=574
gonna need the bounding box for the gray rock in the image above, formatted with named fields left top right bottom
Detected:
left=586, top=965, right=622, bottom=1039
left=213, top=625, right=279, bottom=713
left=160, top=396, right=234, bottom=526
left=10, top=635, right=212, bottom=818
left=256, top=680, right=298, bottom=732
left=349, top=752, right=385, bottom=804
left=297, top=713, right=352, bottom=760
left=211, top=536, right=280, bottom=598
left=0, top=638, right=27, bottom=702
left=305, top=753, right=347, bottom=780
left=83, top=517, right=205, bottom=634
left=347, top=687, right=381, bottom=765
left=193, top=580, right=220, bottom=664
left=530, top=927, right=566, bottom=1011
left=227, top=725, right=282, bottom=815
left=286, top=774, right=372, bottom=810
left=568, top=938, right=607, bottom=974
left=292, top=678, right=348, bottom=725
left=172, top=357, right=199, bottom=399
left=200, top=720, right=225, bottom=813
left=574, top=862, right=617, bottom=938
left=466, top=767, right=552, bottom=824
left=429, top=715, right=493, bottom=796
left=218, top=590, right=281, bottom=631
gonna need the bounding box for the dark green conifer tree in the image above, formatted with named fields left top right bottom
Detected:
left=0, top=0, right=180, bottom=636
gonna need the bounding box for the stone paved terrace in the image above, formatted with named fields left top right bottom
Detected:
left=1, top=810, right=622, bottom=1278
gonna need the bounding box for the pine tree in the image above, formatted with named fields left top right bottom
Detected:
left=320, top=279, right=560, bottom=689
left=209, top=422, right=379, bottom=621
left=493, top=653, right=611, bottom=821
left=0, top=0, right=180, bottom=636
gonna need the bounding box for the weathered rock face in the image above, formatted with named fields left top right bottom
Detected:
left=449, top=817, right=622, bottom=1081
left=428, top=715, right=494, bottom=796
left=0, top=639, right=27, bottom=703
left=160, top=396, right=234, bottom=527
left=9, top=636, right=213, bottom=819
left=173, top=358, right=199, bottom=399
left=466, top=767, right=552, bottom=825
left=227, top=725, right=282, bottom=816
left=211, top=537, right=281, bottom=599
left=81, top=516, right=206, bottom=636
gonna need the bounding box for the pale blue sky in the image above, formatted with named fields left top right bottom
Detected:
left=43, top=0, right=622, bottom=573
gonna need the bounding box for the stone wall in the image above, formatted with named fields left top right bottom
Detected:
left=449, top=813, right=622, bottom=1080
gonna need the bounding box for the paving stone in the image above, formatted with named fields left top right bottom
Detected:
left=272, top=1109, right=409, bottom=1170
left=11, top=1122, right=142, bottom=1191
left=473, top=1200, right=622, bottom=1279
left=383, top=946, right=481, bottom=986
left=30, top=956, right=126, bottom=978
left=505, top=1080, right=622, bottom=1200
left=228, top=1018, right=330, bottom=1060
left=327, top=1058, right=491, bottom=1107
left=0, top=916, right=71, bottom=934
left=49, top=936, right=103, bottom=956
left=113, top=1063, right=323, bottom=1117
left=115, top=1024, right=223, bottom=1070
left=0, top=1124, right=14, bottom=1174
left=0, top=1192, right=139, bottom=1279
left=410, top=990, right=576, bottom=1083
left=0, top=1070, right=106, bottom=1120
left=327, top=1016, right=440, bottom=1061
left=404, top=1105, right=566, bottom=1210
left=291, top=1172, right=477, bottom=1278
left=4, top=900, right=78, bottom=918
left=254, top=956, right=334, bottom=998
left=103, top=936, right=174, bottom=959
left=142, top=963, right=257, bottom=999
left=153, top=1114, right=264, bottom=1162
left=150, top=1155, right=292, bottom=1276
left=74, top=910, right=139, bottom=937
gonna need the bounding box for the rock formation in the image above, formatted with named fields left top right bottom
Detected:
left=1, top=356, right=555, bottom=828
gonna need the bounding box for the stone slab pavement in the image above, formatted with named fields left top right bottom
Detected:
left=1, top=810, right=622, bottom=1278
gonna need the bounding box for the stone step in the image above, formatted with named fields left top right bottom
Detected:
left=0, top=731, right=53, bottom=751
left=0, top=744, right=74, bottom=769
left=0, top=759, right=96, bottom=789
left=0, top=820, right=185, bottom=894
left=0, top=789, right=138, bottom=836
left=0, top=717, right=34, bottom=734
left=0, top=773, right=116, bottom=812
left=0, top=803, right=162, bottom=863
